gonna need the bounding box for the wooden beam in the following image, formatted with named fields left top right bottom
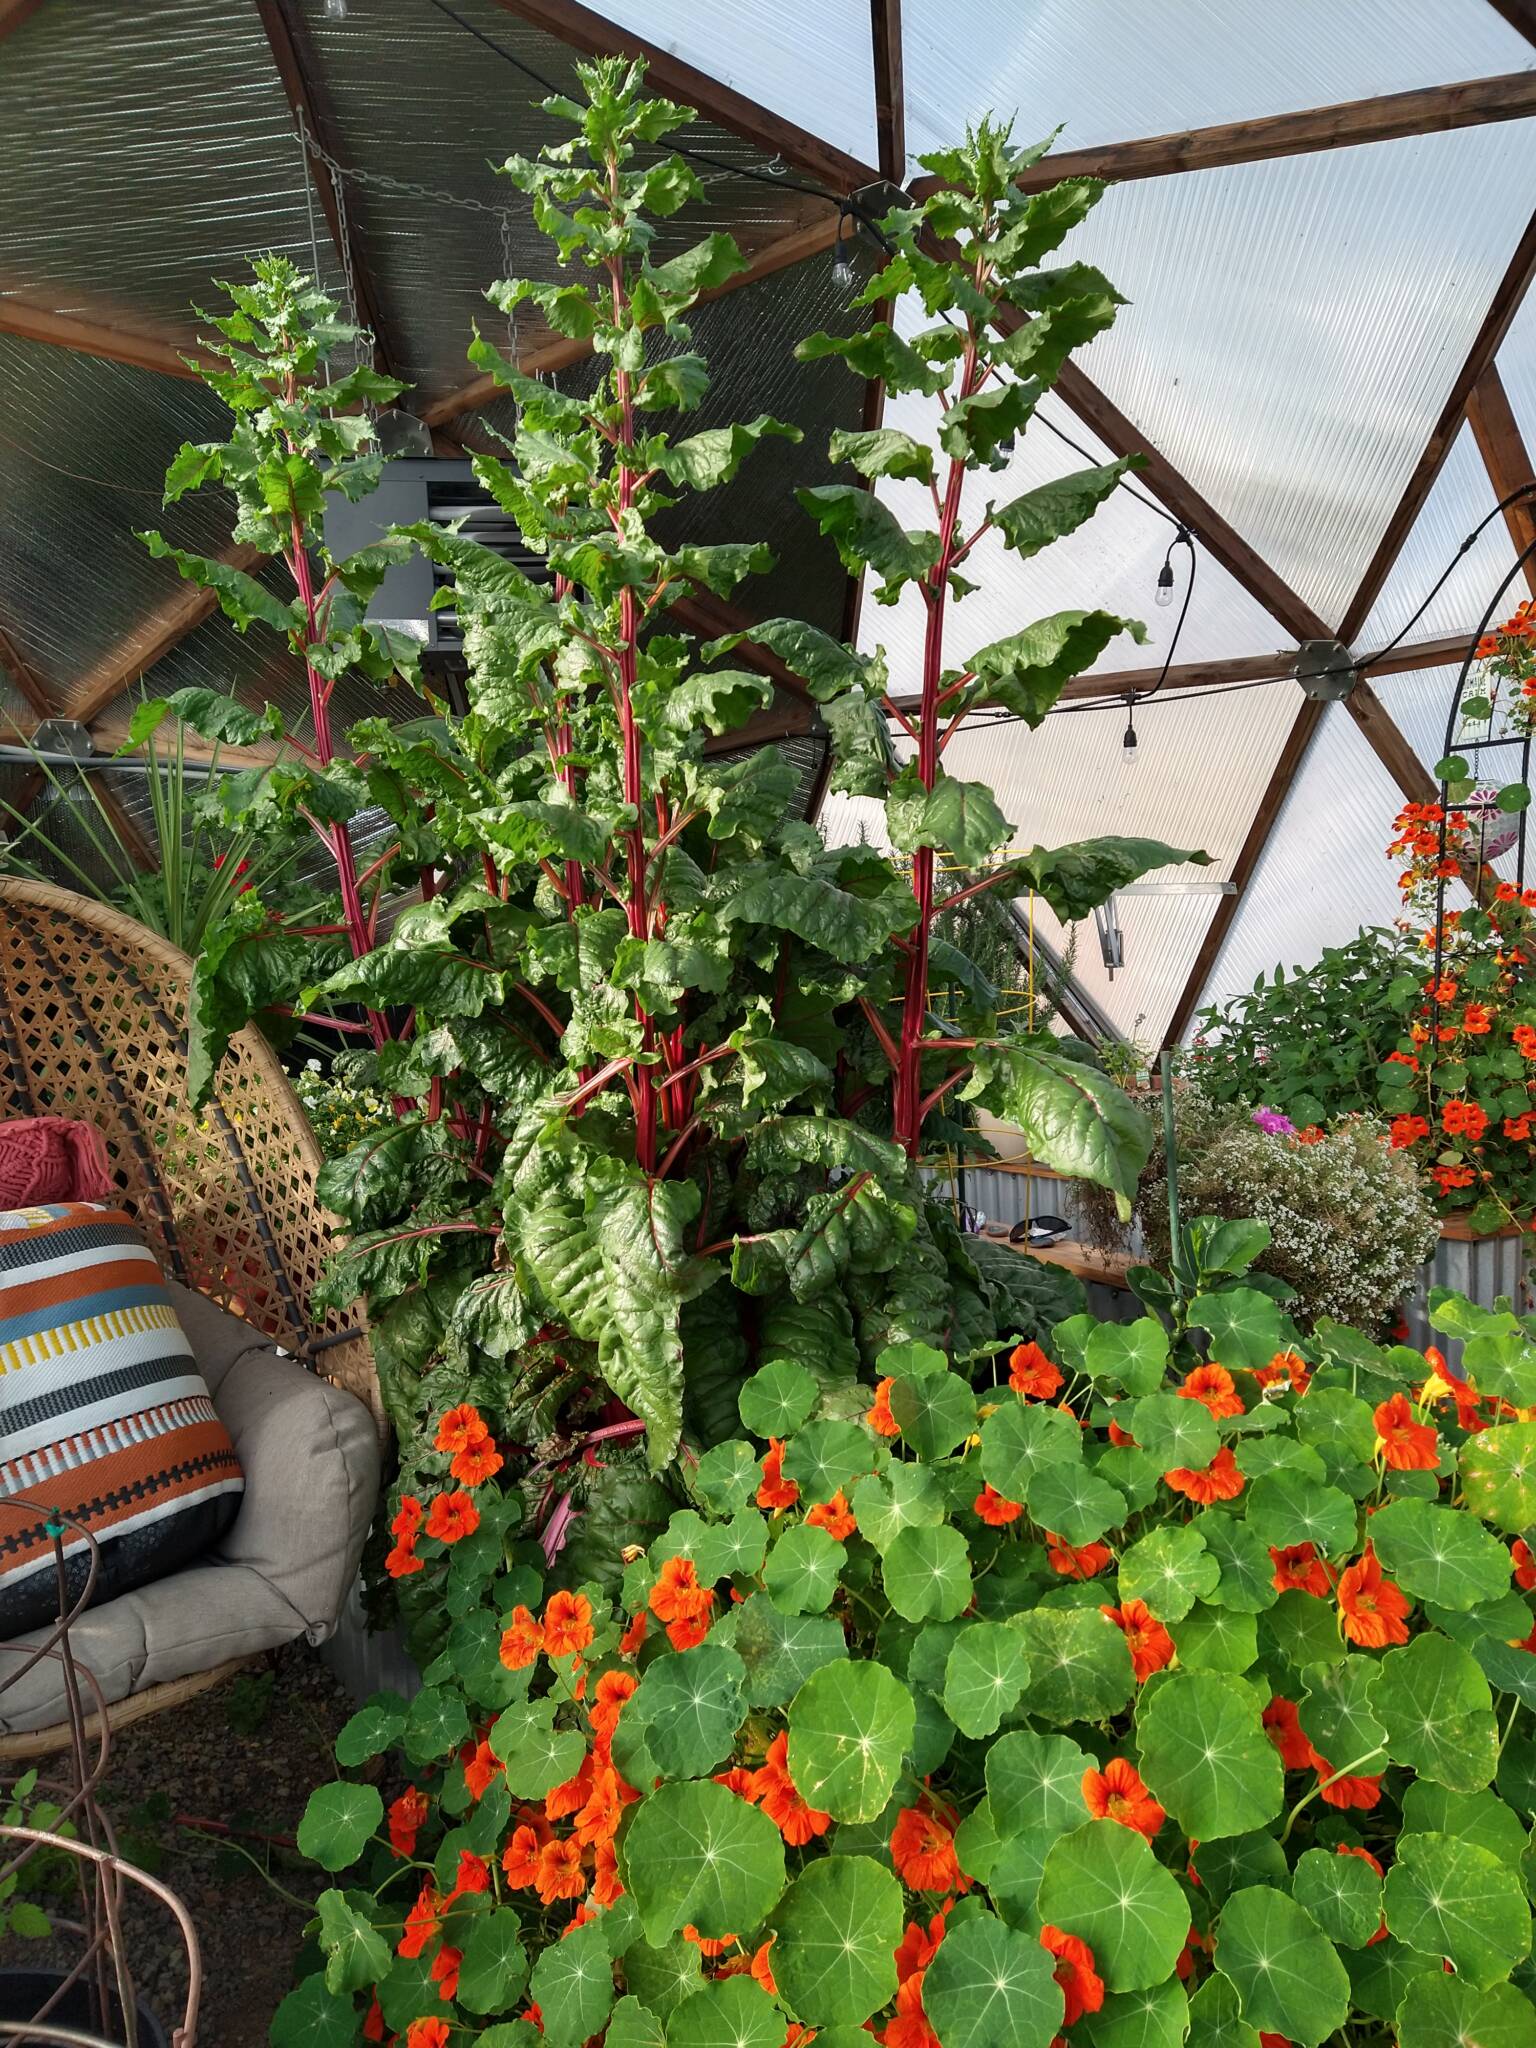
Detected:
left=486, top=0, right=875, bottom=194
left=67, top=545, right=268, bottom=727
left=0, top=298, right=206, bottom=381
left=0, top=623, right=56, bottom=719
left=870, top=0, right=905, bottom=186
left=86, top=719, right=285, bottom=774
left=1485, top=1, right=1536, bottom=51
left=418, top=208, right=840, bottom=428
left=1163, top=696, right=1325, bottom=1046
left=913, top=71, right=1536, bottom=198
left=1340, top=205, right=1536, bottom=643
left=4, top=767, right=47, bottom=823
left=1468, top=362, right=1536, bottom=597
left=703, top=696, right=816, bottom=756
left=1343, top=677, right=1440, bottom=807
left=253, top=0, right=400, bottom=376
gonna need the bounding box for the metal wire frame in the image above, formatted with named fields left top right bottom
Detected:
left=0, top=1496, right=200, bottom=2047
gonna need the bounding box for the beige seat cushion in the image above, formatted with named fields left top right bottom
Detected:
left=0, top=1283, right=380, bottom=1733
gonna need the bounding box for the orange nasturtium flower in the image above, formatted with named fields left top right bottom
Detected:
left=890, top=1801, right=962, bottom=1892
left=1373, top=1391, right=1439, bottom=1471
left=533, top=1837, right=585, bottom=1904
left=1269, top=1543, right=1332, bottom=1597
left=434, top=1402, right=489, bottom=1455
left=1261, top=1696, right=1318, bottom=1772
left=1045, top=1534, right=1113, bottom=1580
left=756, top=1439, right=800, bottom=1511
left=1513, top=1538, right=1536, bottom=1591
left=542, top=1589, right=595, bottom=1659
left=424, top=1490, right=480, bottom=1544
left=1101, top=1598, right=1174, bottom=1682
left=1337, top=1544, right=1411, bottom=1649
left=649, top=1556, right=717, bottom=1651
left=388, top=1786, right=429, bottom=1858
left=406, top=2018, right=450, bottom=2048
left=866, top=1377, right=901, bottom=1437
left=806, top=1490, right=856, bottom=1541
left=450, top=1436, right=504, bottom=1486
left=499, top=1605, right=544, bottom=1672
left=1009, top=1341, right=1063, bottom=1400
left=1041, top=1925, right=1105, bottom=2026
left=1178, top=1362, right=1244, bottom=1419
left=1164, top=1445, right=1245, bottom=1504
left=973, top=1483, right=1024, bottom=1527
left=1081, top=1758, right=1165, bottom=1839
left=750, top=1732, right=832, bottom=1846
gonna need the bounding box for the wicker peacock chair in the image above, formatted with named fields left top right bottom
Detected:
left=0, top=875, right=381, bottom=1753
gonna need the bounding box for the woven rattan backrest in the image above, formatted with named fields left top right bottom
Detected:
left=0, top=877, right=379, bottom=1428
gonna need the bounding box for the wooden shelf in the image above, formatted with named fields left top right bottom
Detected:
left=990, top=1235, right=1136, bottom=1291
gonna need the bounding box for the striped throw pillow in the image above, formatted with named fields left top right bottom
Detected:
left=0, top=1204, right=244, bottom=1636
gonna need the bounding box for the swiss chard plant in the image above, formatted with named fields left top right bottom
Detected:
left=279, top=1281, right=1536, bottom=2048
left=136, top=74, right=1196, bottom=1500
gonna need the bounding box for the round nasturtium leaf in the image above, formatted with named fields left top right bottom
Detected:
left=1084, top=1316, right=1170, bottom=1397
left=621, top=1779, right=787, bottom=1945
left=768, top=1853, right=904, bottom=2025
left=881, top=1522, right=973, bottom=1622
left=1117, top=1524, right=1221, bottom=1621
left=457, top=1908, right=529, bottom=2016
left=692, top=1441, right=761, bottom=1517
left=1026, top=1462, right=1127, bottom=1546
left=1190, top=1286, right=1287, bottom=1371
left=1290, top=1847, right=1382, bottom=1949
left=783, top=1420, right=879, bottom=1502
left=608, top=1996, right=665, bottom=2048
left=851, top=1463, right=945, bottom=1553
left=889, top=1370, right=976, bottom=1460
left=1135, top=1671, right=1283, bottom=1841
left=1171, top=1604, right=1258, bottom=1674
left=529, top=1913, right=615, bottom=2048
left=623, top=1934, right=703, bottom=2019
left=404, top=1682, right=472, bottom=1764
left=489, top=1697, right=588, bottom=1798
left=730, top=1597, right=845, bottom=1708
left=269, top=1975, right=358, bottom=2048
left=1080, top=1978, right=1190, bottom=2048
left=1214, top=1886, right=1351, bottom=2046
left=1395, top=1973, right=1536, bottom=2048
left=764, top=1523, right=846, bottom=1615
left=1383, top=1831, right=1532, bottom=1988
left=985, top=1728, right=1094, bottom=1837
left=980, top=1399, right=1082, bottom=1501
left=943, top=1621, right=1033, bottom=1739
left=1297, top=1660, right=1384, bottom=1773
left=334, top=1693, right=408, bottom=1768
left=297, top=1781, right=384, bottom=1872
left=739, top=1361, right=818, bottom=1438
left=1243, top=1471, right=1357, bottom=1558
left=1399, top=1781, right=1528, bottom=1869
left=1037, top=1821, right=1188, bottom=1991
left=1184, top=1973, right=1257, bottom=2048
left=787, top=1658, right=915, bottom=1822
left=635, top=1641, right=749, bottom=1778
left=921, top=1908, right=1062, bottom=2048
left=666, top=1977, right=787, bottom=2048
left=1374, top=1634, right=1499, bottom=1793
left=1190, top=1830, right=1288, bottom=1906
left=1129, top=1391, right=1218, bottom=1471
left=1018, top=1606, right=1135, bottom=1724
left=1194, top=1513, right=1278, bottom=1614
left=1369, top=1497, right=1512, bottom=1610
left=1460, top=1423, right=1536, bottom=1532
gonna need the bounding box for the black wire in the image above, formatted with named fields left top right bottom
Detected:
left=1138, top=528, right=1195, bottom=702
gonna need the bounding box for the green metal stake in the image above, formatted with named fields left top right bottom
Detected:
left=1160, top=1047, right=1184, bottom=1292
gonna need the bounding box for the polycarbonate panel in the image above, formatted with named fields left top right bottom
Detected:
left=821, top=674, right=1300, bottom=1043
left=904, top=0, right=1535, bottom=162
left=0, top=0, right=336, bottom=337
left=1493, top=279, right=1536, bottom=474
left=589, top=0, right=877, bottom=172
left=1195, top=703, right=1411, bottom=1023
left=1355, top=425, right=1518, bottom=657
left=862, top=349, right=1293, bottom=693
left=1052, top=126, right=1536, bottom=627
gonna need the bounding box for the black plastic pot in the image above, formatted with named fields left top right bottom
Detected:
left=0, top=1968, right=168, bottom=2045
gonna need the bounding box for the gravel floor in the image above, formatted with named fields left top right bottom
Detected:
left=16, top=1643, right=354, bottom=2046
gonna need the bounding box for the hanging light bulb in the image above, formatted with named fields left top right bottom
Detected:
left=1122, top=700, right=1139, bottom=762
left=1155, top=556, right=1176, bottom=607
left=830, top=209, right=857, bottom=294
left=323, top=0, right=348, bottom=18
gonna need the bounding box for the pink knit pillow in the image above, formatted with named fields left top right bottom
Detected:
left=0, top=1120, right=115, bottom=1209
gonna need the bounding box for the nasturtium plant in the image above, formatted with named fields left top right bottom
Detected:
left=282, top=1278, right=1536, bottom=2048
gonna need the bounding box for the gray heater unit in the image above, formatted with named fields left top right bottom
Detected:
left=322, top=457, right=548, bottom=658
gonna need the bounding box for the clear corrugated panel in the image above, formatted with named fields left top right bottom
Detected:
left=587, top=0, right=876, bottom=171
left=861, top=335, right=1293, bottom=696
left=1494, top=281, right=1536, bottom=463
left=1195, top=704, right=1412, bottom=1022
left=0, top=0, right=337, bottom=336
left=904, top=0, right=1534, bottom=162
left=1050, top=125, right=1536, bottom=628
left=1355, top=425, right=1517, bottom=656
left=821, top=675, right=1301, bottom=1043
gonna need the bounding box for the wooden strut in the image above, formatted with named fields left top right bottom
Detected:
left=1468, top=363, right=1536, bottom=599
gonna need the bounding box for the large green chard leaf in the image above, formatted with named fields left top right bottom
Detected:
left=964, top=610, right=1149, bottom=724
left=968, top=1041, right=1153, bottom=1219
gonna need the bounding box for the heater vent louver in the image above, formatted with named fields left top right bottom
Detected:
left=422, top=479, right=549, bottom=651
